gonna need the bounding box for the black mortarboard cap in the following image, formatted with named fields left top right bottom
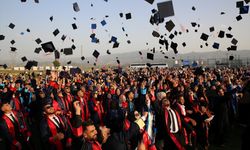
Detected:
left=236, top=15, right=242, bottom=21
left=205, top=43, right=209, bottom=47
left=64, top=48, right=73, bottom=55
left=117, top=60, right=120, bottom=64
left=240, top=5, right=249, bottom=14
left=101, top=20, right=107, bottom=26
left=93, top=50, right=100, bottom=59
left=25, top=61, right=34, bottom=70
left=111, top=36, right=117, bottom=43
left=71, top=44, right=76, bottom=50
left=73, top=2, right=80, bottom=12
left=67, top=61, right=71, bottom=65
left=125, top=13, right=132, bottom=20
left=72, top=23, right=77, bottom=30
left=41, top=41, right=56, bottom=53
left=10, top=47, right=17, bottom=52
left=35, top=38, right=42, bottom=44
left=227, top=45, right=237, bottom=51
left=21, top=0, right=26, bottom=2
left=26, top=28, right=30, bottom=32
left=32, top=60, right=38, bottom=66
left=81, top=56, right=85, bottom=60
left=164, top=56, right=168, bottom=59
left=146, top=63, right=152, bottom=67
left=127, top=40, right=131, bottom=44
left=54, top=50, right=60, bottom=59
left=182, top=42, right=186, bottom=47
left=34, top=0, right=39, bottom=3
left=145, top=0, right=154, bottom=4
left=159, top=39, right=164, bottom=45
left=200, top=33, right=209, bottom=41
left=3, top=64, right=7, bottom=69
left=226, top=33, right=233, bottom=38
left=61, top=35, right=66, bottom=41
left=169, top=34, right=174, bottom=40
left=191, top=22, right=197, bottom=27
left=170, top=41, right=178, bottom=54
left=0, top=35, right=5, bottom=40
left=107, top=50, right=111, bottom=55
left=209, top=27, right=215, bottom=32
left=165, top=20, right=175, bottom=32
left=9, top=23, right=15, bottom=29
left=34, top=47, right=42, bottom=54
left=53, top=29, right=60, bottom=36
left=21, top=56, right=27, bottom=62
left=157, top=1, right=175, bottom=18
left=152, top=31, right=160, bottom=37
left=147, top=53, right=154, bottom=60
left=139, top=51, right=142, bottom=55
left=218, top=31, right=225, bottom=38
left=151, top=9, right=157, bottom=14
left=10, top=40, right=15, bottom=45
left=212, top=42, right=220, bottom=49
left=113, top=42, right=119, bottom=48
left=236, top=1, right=244, bottom=8
left=228, top=26, right=232, bottom=31
left=231, top=38, right=238, bottom=45
left=91, top=24, right=97, bottom=29
left=192, top=6, right=196, bottom=11
left=119, top=13, right=123, bottom=18
left=49, top=16, right=53, bottom=22
left=229, top=55, right=234, bottom=60
left=221, top=12, right=225, bottom=15
left=195, top=29, right=198, bottom=32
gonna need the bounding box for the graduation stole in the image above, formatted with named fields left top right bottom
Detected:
left=164, top=109, right=184, bottom=150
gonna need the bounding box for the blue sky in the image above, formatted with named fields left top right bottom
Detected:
left=0, top=0, right=249, bottom=64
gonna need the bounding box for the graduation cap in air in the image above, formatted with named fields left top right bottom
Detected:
left=192, top=6, right=196, bottom=11
left=35, top=38, right=42, bottom=44
left=72, top=23, right=77, bottom=30
left=0, top=35, right=5, bottom=40
left=229, top=55, right=234, bottom=60
left=119, top=13, right=123, bottom=18
left=228, top=26, right=232, bottom=31
left=26, top=28, right=30, bottom=32
left=21, top=0, right=26, bottom=2
left=21, top=56, right=27, bottom=62
left=53, top=29, right=60, bottom=36
left=127, top=40, right=131, bottom=44
left=110, top=36, right=117, bottom=43
left=226, top=33, right=233, bottom=38
left=169, top=34, right=174, bottom=40
left=145, top=0, right=154, bottom=4
left=91, top=24, right=97, bottom=29
left=9, top=23, right=15, bottom=29
left=182, top=42, right=186, bottom=47
left=54, top=50, right=60, bottom=59
left=34, top=0, right=39, bottom=3
left=67, top=61, right=71, bottom=65
left=116, top=59, right=120, bottom=64
left=164, top=56, right=169, bottom=59
left=240, top=5, right=249, bottom=14
left=10, top=40, right=15, bottom=45
left=71, top=44, right=76, bottom=50
left=236, top=15, right=242, bottom=21
left=170, top=41, right=178, bottom=54
left=191, top=22, right=197, bottom=27
left=41, top=41, right=56, bottom=53
left=101, top=20, right=107, bottom=26
left=81, top=56, right=85, bottom=60
left=34, top=47, right=42, bottom=54
left=147, top=53, right=154, bottom=60
left=61, top=35, right=66, bottom=41
left=139, top=51, right=142, bottom=55
left=220, top=12, right=225, bottom=15
left=125, top=13, right=132, bottom=20
left=218, top=31, right=225, bottom=38
left=231, top=38, right=238, bottom=45
left=49, top=16, right=53, bottom=22
left=157, top=1, right=175, bottom=18
left=2, top=64, right=8, bottom=69
left=113, top=42, right=119, bottom=48
left=73, top=2, right=80, bottom=12
left=151, top=9, right=157, bottom=14
left=165, top=20, right=175, bottom=32
left=245, top=0, right=250, bottom=4
left=212, top=42, right=220, bottom=49
left=227, top=45, right=237, bottom=51
left=236, top=1, right=244, bottom=8
left=25, top=61, right=35, bottom=70
left=107, top=50, right=111, bottom=55
left=93, top=50, right=100, bottom=59
left=200, top=33, right=209, bottom=41
left=10, top=47, right=17, bottom=52
left=152, top=31, right=160, bottom=37
left=64, top=48, right=73, bottom=55
left=209, top=27, right=215, bottom=32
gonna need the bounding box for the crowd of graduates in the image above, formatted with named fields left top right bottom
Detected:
left=0, top=66, right=250, bottom=150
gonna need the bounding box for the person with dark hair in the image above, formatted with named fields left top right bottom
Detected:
left=0, top=100, right=31, bottom=150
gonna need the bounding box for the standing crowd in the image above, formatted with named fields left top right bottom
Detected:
left=0, top=66, right=250, bottom=150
